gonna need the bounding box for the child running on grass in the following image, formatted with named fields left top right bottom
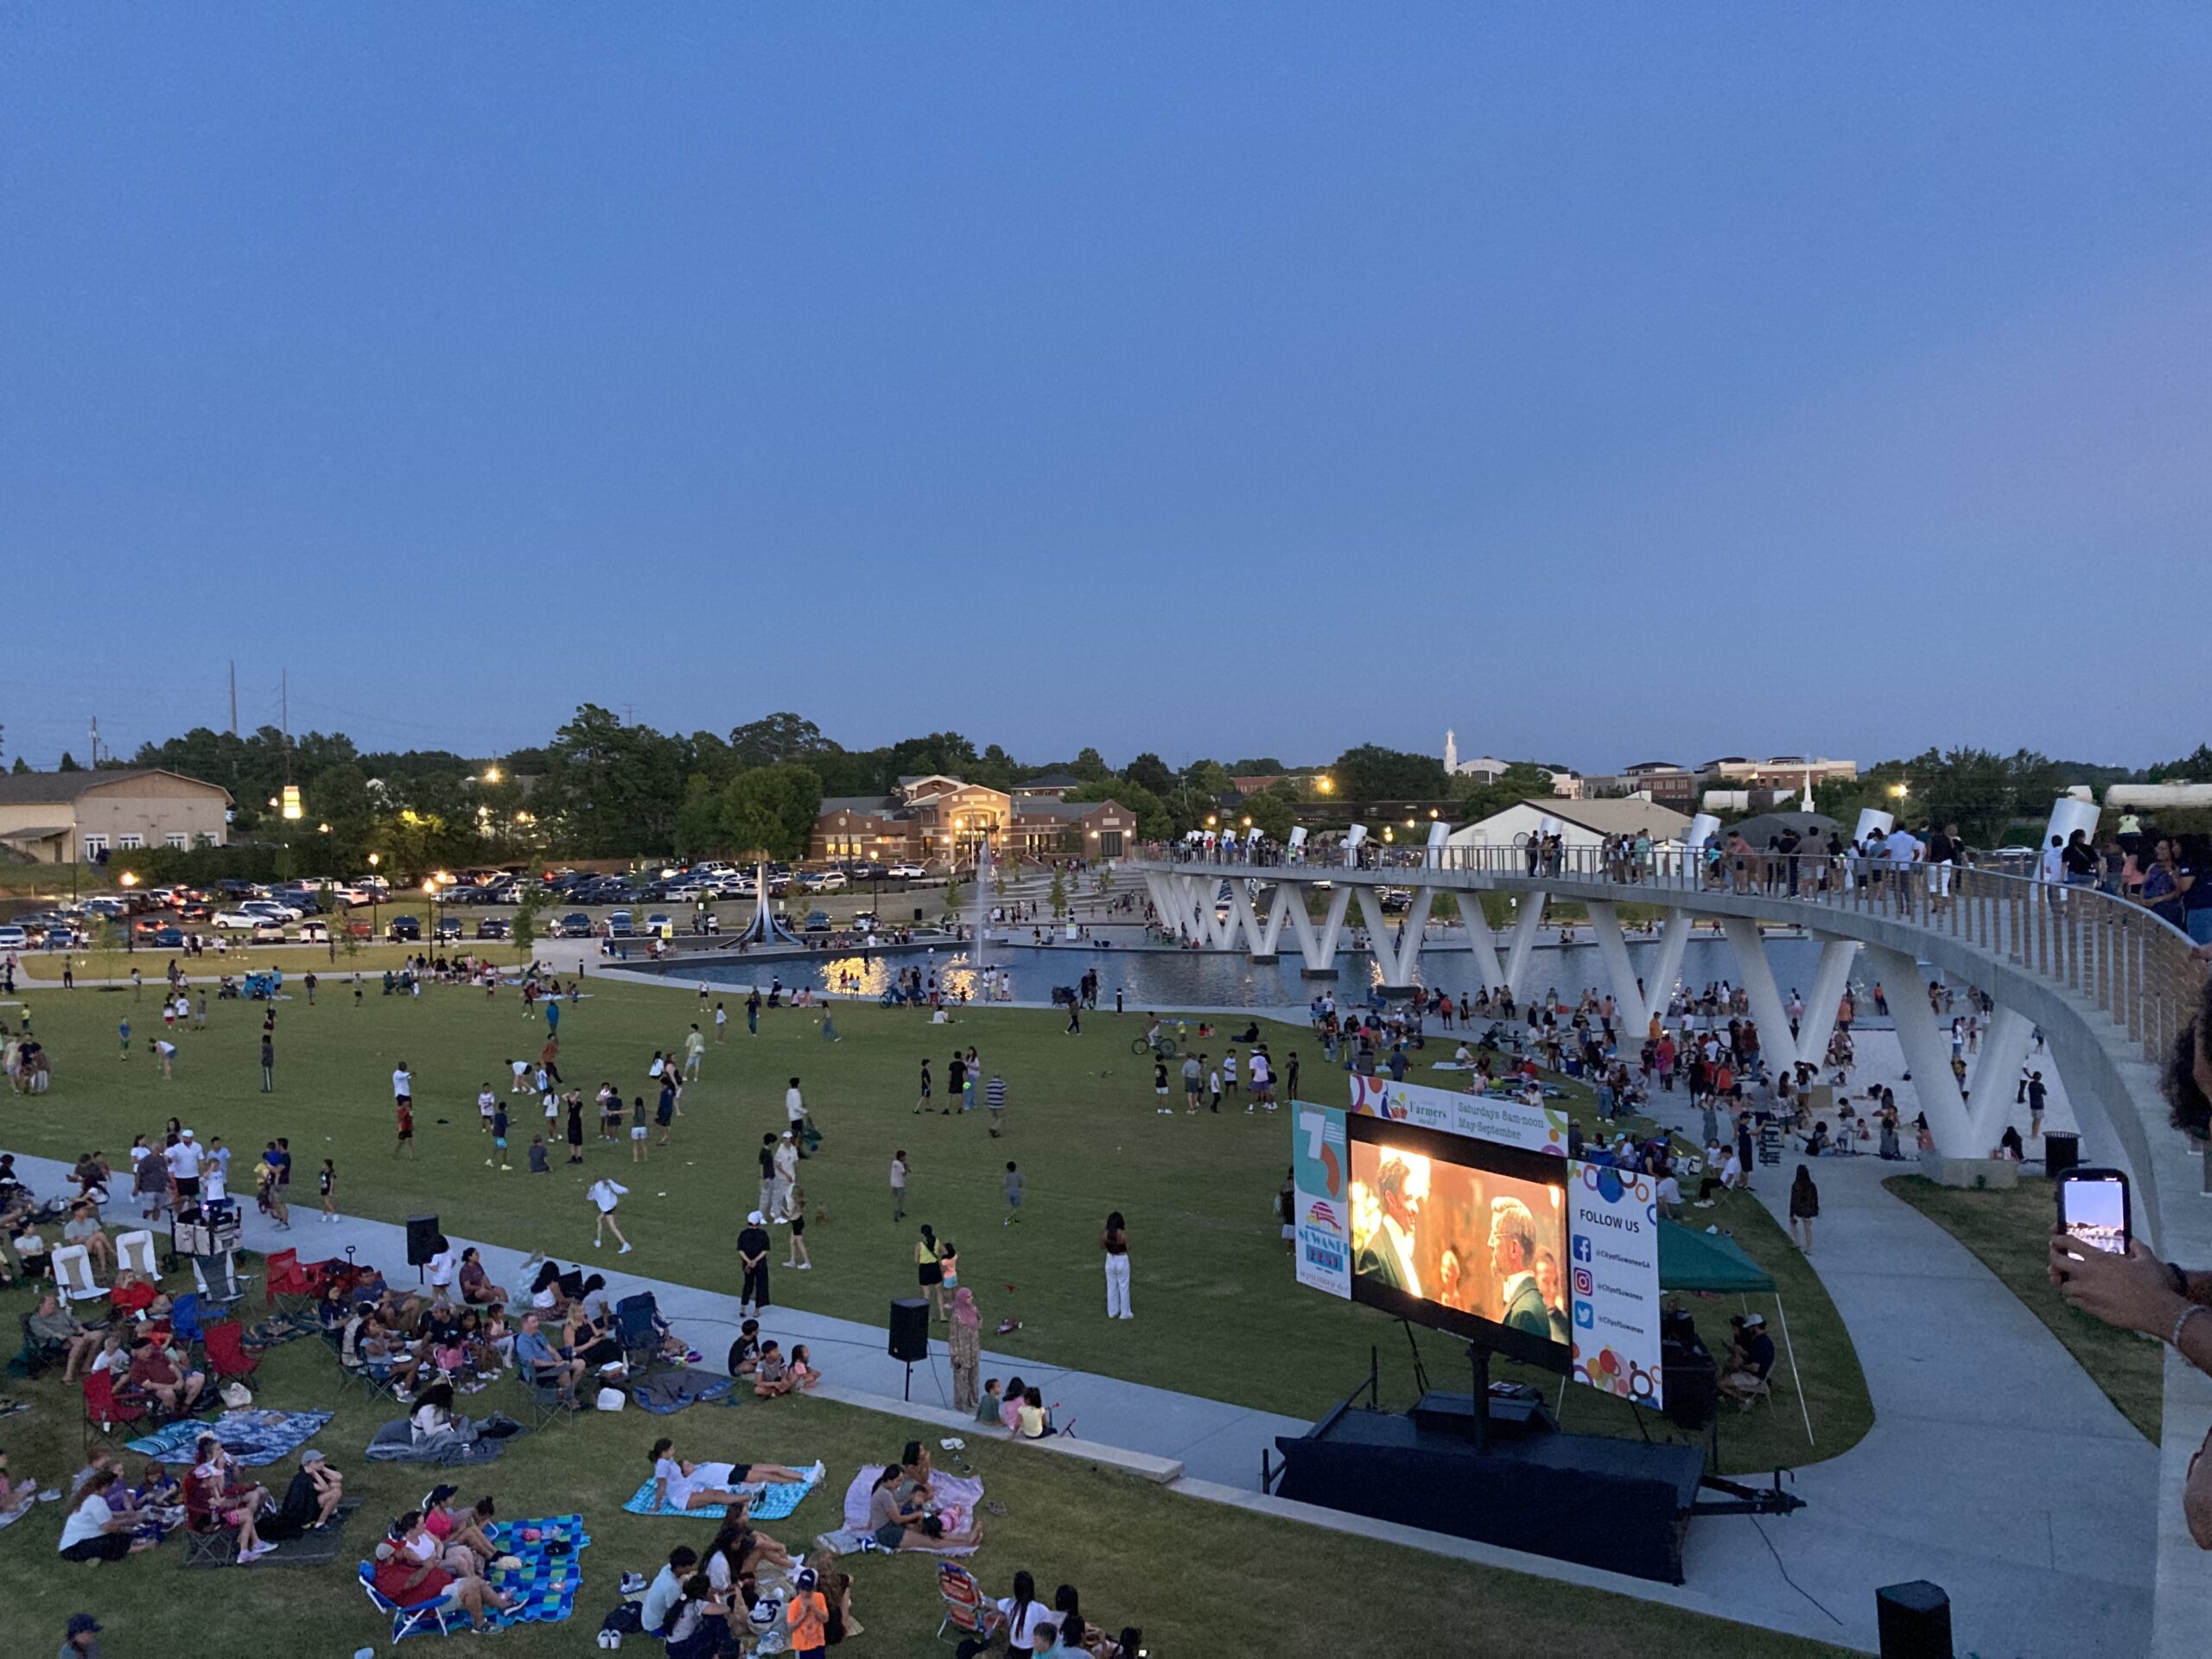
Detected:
left=1003, top=1161, right=1023, bottom=1224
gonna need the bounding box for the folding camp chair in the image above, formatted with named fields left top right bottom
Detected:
left=82, top=1370, right=147, bottom=1447
left=50, top=1245, right=105, bottom=1311
left=202, top=1320, right=259, bottom=1385
left=359, top=1561, right=465, bottom=1641
left=935, top=1561, right=1006, bottom=1645
left=613, top=1292, right=664, bottom=1377
left=263, top=1247, right=302, bottom=1309
left=169, top=1293, right=207, bottom=1350
left=113, top=1229, right=158, bottom=1280
left=181, top=1478, right=238, bottom=1567
left=514, top=1366, right=574, bottom=1430
left=16, top=1313, right=66, bottom=1379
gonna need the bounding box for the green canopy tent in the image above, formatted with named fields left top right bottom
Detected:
left=1656, top=1220, right=1814, bottom=1444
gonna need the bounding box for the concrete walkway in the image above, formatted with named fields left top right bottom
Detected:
left=1641, top=1031, right=2158, bottom=1657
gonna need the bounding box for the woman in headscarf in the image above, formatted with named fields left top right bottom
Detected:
left=947, top=1285, right=982, bottom=1410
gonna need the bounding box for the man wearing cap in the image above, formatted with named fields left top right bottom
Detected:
left=737, top=1211, right=772, bottom=1318
left=60, top=1612, right=101, bottom=1659
left=1719, top=1313, right=1777, bottom=1406
left=164, top=1131, right=202, bottom=1202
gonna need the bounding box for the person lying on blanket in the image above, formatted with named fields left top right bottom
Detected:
left=863, top=1464, right=984, bottom=1552
left=646, top=1437, right=813, bottom=1511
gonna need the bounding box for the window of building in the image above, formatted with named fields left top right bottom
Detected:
left=1100, top=830, right=1123, bottom=858
left=117, top=834, right=144, bottom=849
left=82, top=835, right=109, bottom=858
left=166, top=833, right=189, bottom=849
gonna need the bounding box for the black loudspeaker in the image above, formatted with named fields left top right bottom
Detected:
left=2044, top=1132, right=2081, bottom=1180
left=1875, top=1580, right=1953, bottom=1658
left=405, top=1215, right=442, bottom=1268
left=1661, top=1350, right=1717, bottom=1431
left=888, top=1298, right=930, bottom=1363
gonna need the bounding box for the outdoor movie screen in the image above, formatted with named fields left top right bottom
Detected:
left=1346, top=1116, right=1573, bottom=1370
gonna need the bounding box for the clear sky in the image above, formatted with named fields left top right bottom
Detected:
left=3, top=6, right=2206, bottom=772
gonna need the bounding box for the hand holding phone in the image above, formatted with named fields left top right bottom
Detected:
left=2056, top=1167, right=2131, bottom=1260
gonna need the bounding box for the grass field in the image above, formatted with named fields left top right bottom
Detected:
left=0, top=971, right=1869, bottom=1472
left=1885, top=1174, right=2161, bottom=1440
left=0, top=1325, right=1853, bottom=1659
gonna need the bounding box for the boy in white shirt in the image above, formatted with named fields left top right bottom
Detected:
left=588, top=1179, right=632, bottom=1254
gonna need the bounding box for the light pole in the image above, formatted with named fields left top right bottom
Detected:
left=368, top=851, right=381, bottom=941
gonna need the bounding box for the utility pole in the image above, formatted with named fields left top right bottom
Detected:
left=229, top=663, right=238, bottom=736
left=88, top=715, right=99, bottom=767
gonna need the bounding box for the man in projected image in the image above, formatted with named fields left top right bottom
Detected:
left=1491, top=1197, right=1552, bottom=1338
left=1356, top=1154, right=1428, bottom=1297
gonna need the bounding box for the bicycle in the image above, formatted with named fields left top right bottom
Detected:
left=1129, top=1033, right=1179, bottom=1058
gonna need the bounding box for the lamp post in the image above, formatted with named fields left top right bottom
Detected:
left=368, top=851, right=381, bottom=940
left=120, top=870, right=138, bottom=952
left=423, top=879, right=438, bottom=946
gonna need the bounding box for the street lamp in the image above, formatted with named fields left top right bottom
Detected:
left=423, top=878, right=438, bottom=945
left=1891, top=783, right=1910, bottom=800
left=1315, top=776, right=1334, bottom=794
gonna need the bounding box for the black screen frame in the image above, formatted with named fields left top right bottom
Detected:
left=1344, top=1115, right=1573, bottom=1373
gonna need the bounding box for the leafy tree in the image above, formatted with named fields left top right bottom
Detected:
left=1065, top=779, right=1173, bottom=843
left=10, top=756, right=27, bottom=774
left=512, top=886, right=542, bottom=961
left=1070, top=747, right=1110, bottom=782
left=1242, top=787, right=1297, bottom=842
left=1048, top=867, right=1068, bottom=918
left=719, top=764, right=823, bottom=861
left=537, top=704, right=689, bottom=856
left=686, top=731, right=740, bottom=785
left=886, top=731, right=979, bottom=784
left=1125, top=752, right=1175, bottom=797
left=1453, top=762, right=1556, bottom=823
left=1331, top=744, right=1446, bottom=803
left=728, top=712, right=836, bottom=771
left=673, top=773, right=729, bottom=858
left=1228, top=757, right=1287, bottom=775
left=2151, top=745, right=2212, bottom=783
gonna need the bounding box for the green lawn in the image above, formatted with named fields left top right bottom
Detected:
left=0, top=1330, right=1853, bottom=1659
left=0, top=975, right=1867, bottom=1471
left=1885, top=1174, right=2161, bottom=1440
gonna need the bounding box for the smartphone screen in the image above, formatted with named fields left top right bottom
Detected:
left=2058, top=1170, right=2130, bottom=1255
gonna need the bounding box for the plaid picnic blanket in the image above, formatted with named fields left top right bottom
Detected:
left=622, top=1464, right=820, bottom=1522
left=127, top=1408, right=331, bottom=1466
left=471, top=1515, right=592, bottom=1634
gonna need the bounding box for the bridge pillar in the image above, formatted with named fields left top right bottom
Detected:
left=1864, top=944, right=1974, bottom=1154
left=1355, top=886, right=1434, bottom=990
left=1796, top=934, right=1861, bottom=1074
left=1502, top=891, right=1548, bottom=999
left=1645, top=908, right=1693, bottom=1018
left=1584, top=900, right=1652, bottom=1033
left=1457, top=893, right=1509, bottom=991
left=1719, top=917, right=1805, bottom=1084
left=1284, top=885, right=1351, bottom=978
left=1230, top=882, right=1290, bottom=963
left=1967, top=1004, right=2039, bottom=1146
left=1141, top=872, right=1180, bottom=938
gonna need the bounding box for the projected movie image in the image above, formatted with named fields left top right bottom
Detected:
left=1348, top=1129, right=1571, bottom=1365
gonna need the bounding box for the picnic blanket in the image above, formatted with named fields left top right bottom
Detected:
left=363, top=1415, right=511, bottom=1467
left=839, top=1465, right=982, bottom=1556
left=629, top=1371, right=734, bottom=1414
left=184, top=1500, right=361, bottom=1569
left=476, top=1514, right=592, bottom=1634
left=622, top=1463, right=822, bottom=1522
left=242, top=1308, right=325, bottom=1349
left=126, top=1408, right=330, bottom=1467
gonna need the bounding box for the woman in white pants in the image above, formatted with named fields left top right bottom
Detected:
left=1101, top=1211, right=1132, bottom=1319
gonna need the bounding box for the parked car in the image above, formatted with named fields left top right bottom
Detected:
left=645, top=913, right=674, bottom=937
left=298, top=919, right=330, bottom=943
left=603, top=910, right=636, bottom=938
left=888, top=862, right=927, bottom=880
left=474, top=918, right=511, bottom=940
left=555, top=912, right=592, bottom=938
left=387, top=915, right=423, bottom=942
left=243, top=898, right=305, bottom=923
left=0, top=925, right=26, bottom=950
left=250, top=920, right=289, bottom=943
left=433, top=917, right=463, bottom=942
left=212, top=910, right=267, bottom=931
left=810, top=870, right=849, bottom=893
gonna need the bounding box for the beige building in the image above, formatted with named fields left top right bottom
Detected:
left=0, top=769, right=232, bottom=865
left=811, top=774, right=1135, bottom=867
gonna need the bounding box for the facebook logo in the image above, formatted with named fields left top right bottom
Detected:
left=1572, top=1236, right=1592, bottom=1264
left=1573, top=1300, right=1595, bottom=1329
left=1573, top=1268, right=1593, bottom=1297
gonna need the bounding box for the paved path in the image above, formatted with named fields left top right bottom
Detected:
left=1642, top=1032, right=2158, bottom=1657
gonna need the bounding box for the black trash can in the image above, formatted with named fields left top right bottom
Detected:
left=2044, top=1131, right=2080, bottom=1179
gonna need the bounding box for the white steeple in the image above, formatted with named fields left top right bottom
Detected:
left=1444, top=728, right=1459, bottom=774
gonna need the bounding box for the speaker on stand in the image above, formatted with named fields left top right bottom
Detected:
left=406, top=1216, right=442, bottom=1285
left=888, top=1298, right=930, bottom=1400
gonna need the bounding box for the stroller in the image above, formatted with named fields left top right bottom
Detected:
left=244, top=969, right=283, bottom=1001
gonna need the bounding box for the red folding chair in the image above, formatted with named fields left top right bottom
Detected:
left=203, top=1320, right=260, bottom=1383
left=935, top=1561, right=1006, bottom=1644
left=263, top=1248, right=302, bottom=1308
left=83, top=1370, right=147, bottom=1446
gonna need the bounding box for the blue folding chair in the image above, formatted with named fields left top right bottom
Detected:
left=358, top=1560, right=462, bottom=1641
left=170, top=1293, right=205, bottom=1349
left=613, top=1292, right=663, bottom=1376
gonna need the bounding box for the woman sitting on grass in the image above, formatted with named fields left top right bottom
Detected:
left=646, top=1437, right=812, bottom=1511
left=58, top=1469, right=155, bottom=1562
left=863, top=1464, right=984, bottom=1552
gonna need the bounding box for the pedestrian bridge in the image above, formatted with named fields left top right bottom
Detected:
left=1128, top=842, right=2209, bottom=1656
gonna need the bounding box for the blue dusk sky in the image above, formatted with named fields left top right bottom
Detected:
left=3, top=6, right=2206, bottom=772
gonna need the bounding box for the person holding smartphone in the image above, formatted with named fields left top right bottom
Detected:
left=2052, top=973, right=2212, bottom=1542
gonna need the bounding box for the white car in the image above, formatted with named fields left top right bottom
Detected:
left=811, top=870, right=849, bottom=893
left=888, top=863, right=927, bottom=880
left=0, top=925, right=26, bottom=950
left=212, top=910, right=268, bottom=931
left=298, top=919, right=330, bottom=943
left=243, top=898, right=305, bottom=922
left=250, top=919, right=289, bottom=943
